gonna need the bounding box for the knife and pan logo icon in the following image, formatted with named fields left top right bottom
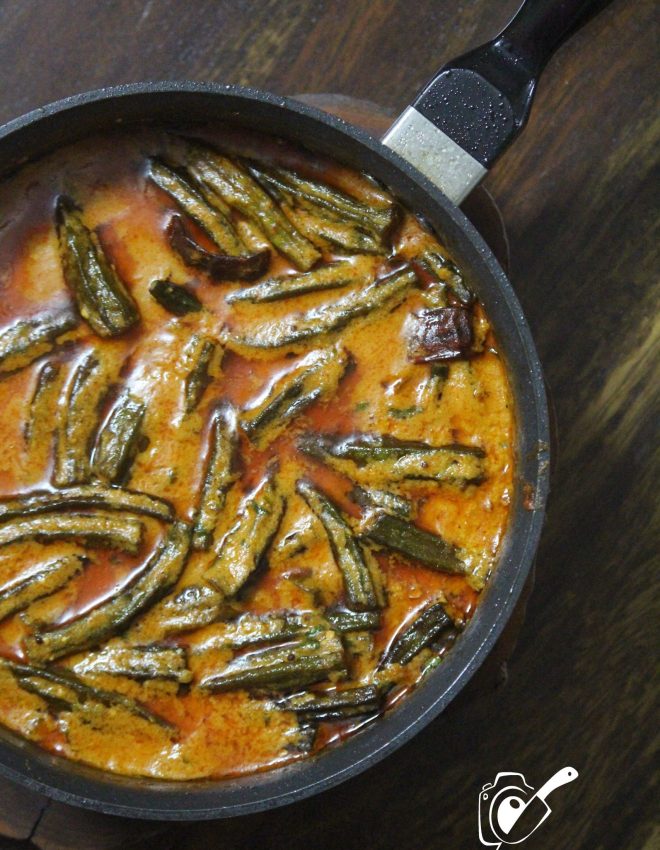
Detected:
left=478, top=767, right=578, bottom=847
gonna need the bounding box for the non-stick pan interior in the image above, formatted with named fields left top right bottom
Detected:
left=0, top=84, right=549, bottom=818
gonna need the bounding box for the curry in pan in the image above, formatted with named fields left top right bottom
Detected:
left=0, top=127, right=513, bottom=779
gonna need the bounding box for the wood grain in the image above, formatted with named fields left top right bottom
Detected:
left=0, top=781, right=47, bottom=841
left=0, top=1, right=658, bottom=848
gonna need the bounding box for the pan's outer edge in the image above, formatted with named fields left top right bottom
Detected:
left=0, top=82, right=550, bottom=820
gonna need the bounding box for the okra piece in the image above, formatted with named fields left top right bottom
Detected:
left=0, top=511, right=143, bottom=552
left=198, top=629, right=345, bottom=692
left=192, top=610, right=326, bottom=653
left=0, top=556, right=84, bottom=623
left=145, top=584, right=227, bottom=636
left=247, top=164, right=397, bottom=238
left=0, top=484, right=173, bottom=523
left=274, top=684, right=382, bottom=722
left=184, top=146, right=321, bottom=270
left=231, top=266, right=417, bottom=350
left=299, top=431, right=481, bottom=463
left=71, top=645, right=192, bottom=683
left=149, top=279, right=202, bottom=316
left=276, top=204, right=384, bottom=255
left=2, top=659, right=170, bottom=727
left=349, top=486, right=413, bottom=519
left=24, top=521, right=191, bottom=662
left=183, top=334, right=218, bottom=414
left=56, top=196, right=139, bottom=337
left=301, top=214, right=383, bottom=255
left=325, top=607, right=382, bottom=633
left=16, top=673, right=77, bottom=714
left=192, top=403, right=239, bottom=550
left=53, top=351, right=115, bottom=487
left=296, top=480, right=384, bottom=611
left=241, top=346, right=349, bottom=449
left=167, top=215, right=270, bottom=281
left=298, top=432, right=484, bottom=486
left=92, top=392, right=146, bottom=484
left=418, top=249, right=474, bottom=306
left=0, top=311, right=77, bottom=376
left=147, top=158, right=245, bottom=255
left=226, top=258, right=374, bottom=304
left=24, top=360, right=63, bottom=444
left=203, top=476, right=285, bottom=595
left=360, top=511, right=464, bottom=575
left=380, top=601, right=452, bottom=666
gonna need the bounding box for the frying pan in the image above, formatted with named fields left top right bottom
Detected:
left=0, top=0, right=607, bottom=819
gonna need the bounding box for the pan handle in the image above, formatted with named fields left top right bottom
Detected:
left=383, top=0, right=613, bottom=205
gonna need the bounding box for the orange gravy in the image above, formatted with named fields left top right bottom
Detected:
left=0, top=127, right=513, bottom=779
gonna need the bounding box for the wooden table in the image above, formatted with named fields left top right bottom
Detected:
left=0, top=2, right=657, bottom=848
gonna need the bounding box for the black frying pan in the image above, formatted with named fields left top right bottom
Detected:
left=0, top=0, right=608, bottom=819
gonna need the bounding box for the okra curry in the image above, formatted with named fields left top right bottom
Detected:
left=0, top=126, right=513, bottom=779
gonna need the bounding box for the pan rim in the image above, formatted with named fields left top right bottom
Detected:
left=0, top=81, right=550, bottom=819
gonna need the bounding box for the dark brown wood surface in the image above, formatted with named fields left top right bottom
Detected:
left=0, top=2, right=657, bottom=849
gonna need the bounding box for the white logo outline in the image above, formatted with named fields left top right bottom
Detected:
left=478, top=767, right=578, bottom=847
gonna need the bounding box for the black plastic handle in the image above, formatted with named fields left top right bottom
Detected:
left=498, top=0, right=613, bottom=75
left=413, top=0, right=613, bottom=168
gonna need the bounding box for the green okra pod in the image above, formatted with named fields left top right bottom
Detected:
left=274, top=684, right=382, bottom=722
left=380, top=600, right=452, bottom=667
left=92, top=391, right=146, bottom=484
left=0, top=312, right=77, bottom=376
left=0, top=484, right=173, bottom=523
left=203, top=475, right=285, bottom=595
left=183, top=334, right=218, bottom=414
left=192, top=403, right=240, bottom=550
left=360, top=511, right=464, bottom=575
left=0, top=556, right=84, bottom=623
left=53, top=350, right=116, bottom=487
left=226, top=258, right=375, bottom=304
left=241, top=345, right=349, bottom=449
left=296, top=480, right=385, bottom=612
left=298, top=431, right=484, bottom=486
left=230, top=266, right=417, bottom=350
left=16, top=672, right=78, bottom=714
left=24, top=360, right=63, bottom=445
left=142, top=584, right=227, bottom=637
left=71, top=644, right=192, bottom=683
left=247, top=164, right=397, bottom=238
left=0, top=511, right=143, bottom=553
left=325, top=607, right=382, bottom=633
left=2, top=658, right=171, bottom=727
left=147, top=158, right=245, bottom=255
left=182, top=145, right=321, bottom=270
left=192, top=610, right=327, bottom=654
left=299, top=214, right=383, bottom=255
left=417, top=249, right=474, bottom=307
left=24, top=521, right=191, bottom=662
left=348, top=486, right=413, bottom=519
left=56, top=197, right=139, bottom=337
left=198, top=629, right=345, bottom=692
left=272, top=203, right=384, bottom=255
